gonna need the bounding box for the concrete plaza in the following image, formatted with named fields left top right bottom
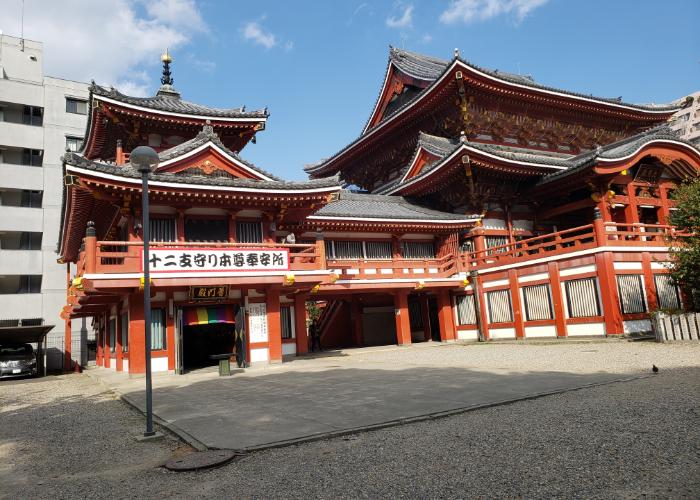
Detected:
left=85, top=341, right=687, bottom=451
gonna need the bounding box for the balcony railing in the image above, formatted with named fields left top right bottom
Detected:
left=327, top=252, right=458, bottom=280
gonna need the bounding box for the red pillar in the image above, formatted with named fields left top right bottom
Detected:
left=595, top=252, right=624, bottom=336
left=104, top=312, right=111, bottom=369
left=294, top=294, right=309, bottom=355
left=228, top=212, right=237, bottom=243
left=394, top=291, right=412, bottom=345
left=176, top=210, right=185, bottom=242
left=64, top=263, right=72, bottom=370
left=350, top=298, right=364, bottom=346
left=166, top=293, right=175, bottom=371
left=267, top=289, right=282, bottom=362
left=508, top=269, right=525, bottom=339
left=129, top=296, right=146, bottom=374
left=548, top=262, right=567, bottom=338
left=116, top=307, right=123, bottom=371
left=641, top=253, right=658, bottom=312
left=420, top=294, right=432, bottom=341
left=436, top=290, right=456, bottom=341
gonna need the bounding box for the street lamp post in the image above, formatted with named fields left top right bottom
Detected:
left=131, top=146, right=160, bottom=437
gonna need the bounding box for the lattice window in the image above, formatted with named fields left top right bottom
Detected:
left=333, top=240, right=364, bottom=259
left=522, top=284, right=553, bottom=321
left=150, top=218, right=176, bottom=242
left=487, top=289, right=513, bottom=323
left=236, top=221, right=262, bottom=243
left=364, top=241, right=392, bottom=259
left=616, top=275, right=647, bottom=314
left=150, top=308, right=166, bottom=351
left=654, top=274, right=682, bottom=310
left=280, top=306, right=294, bottom=340
left=456, top=294, right=477, bottom=325
left=485, top=236, right=509, bottom=255
left=564, top=278, right=601, bottom=318
left=402, top=241, right=435, bottom=259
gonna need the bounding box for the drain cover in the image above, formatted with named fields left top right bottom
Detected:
left=165, top=449, right=243, bottom=471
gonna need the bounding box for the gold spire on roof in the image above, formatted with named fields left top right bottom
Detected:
left=161, top=48, right=172, bottom=63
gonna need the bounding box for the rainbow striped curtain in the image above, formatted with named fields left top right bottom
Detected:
left=183, top=306, right=235, bottom=326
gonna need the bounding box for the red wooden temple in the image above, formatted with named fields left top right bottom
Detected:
left=59, top=49, right=700, bottom=374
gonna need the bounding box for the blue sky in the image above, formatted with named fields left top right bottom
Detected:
left=4, top=0, right=699, bottom=179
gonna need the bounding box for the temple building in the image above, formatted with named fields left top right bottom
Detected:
left=59, top=48, right=700, bottom=374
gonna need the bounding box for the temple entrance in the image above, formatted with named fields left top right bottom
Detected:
left=428, top=297, right=440, bottom=341
left=176, top=304, right=239, bottom=372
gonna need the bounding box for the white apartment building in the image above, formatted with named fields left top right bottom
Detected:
left=670, top=90, right=700, bottom=145
left=0, top=34, right=89, bottom=369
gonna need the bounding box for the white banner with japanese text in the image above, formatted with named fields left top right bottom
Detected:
left=142, top=248, right=289, bottom=273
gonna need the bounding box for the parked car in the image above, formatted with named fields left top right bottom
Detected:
left=0, top=344, right=37, bottom=378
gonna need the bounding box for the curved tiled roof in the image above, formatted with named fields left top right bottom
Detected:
left=90, top=82, right=268, bottom=119
left=157, top=125, right=280, bottom=181
left=63, top=151, right=340, bottom=191
left=311, top=191, right=478, bottom=221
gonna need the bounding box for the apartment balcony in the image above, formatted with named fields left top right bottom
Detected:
left=0, top=121, right=43, bottom=150
left=0, top=206, right=43, bottom=232
left=0, top=163, right=43, bottom=190
left=0, top=293, right=43, bottom=320
left=0, top=250, right=42, bottom=275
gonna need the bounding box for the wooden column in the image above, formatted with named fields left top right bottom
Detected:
left=508, top=269, right=525, bottom=339
left=84, top=221, right=97, bottom=274
left=350, top=298, right=364, bottom=346
left=393, top=291, right=412, bottom=345
left=436, top=290, right=456, bottom=342
left=104, top=312, right=111, bottom=369
left=595, top=251, right=624, bottom=336
left=548, top=261, right=567, bottom=337
left=294, top=294, right=309, bottom=355
left=128, top=296, right=146, bottom=374
left=267, top=289, right=282, bottom=362
left=420, top=294, right=432, bottom=341
left=641, top=253, right=658, bottom=312
left=116, top=305, right=123, bottom=371
left=166, top=293, right=175, bottom=371
left=658, top=185, right=671, bottom=224
left=176, top=210, right=185, bottom=242
left=228, top=212, right=237, bottom=243
left=625, top=183, right=640, bottom=225
left=64, top=263, right=72, bottom=371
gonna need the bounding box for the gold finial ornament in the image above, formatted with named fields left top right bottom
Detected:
left=161, top=49, right=172, bottom=63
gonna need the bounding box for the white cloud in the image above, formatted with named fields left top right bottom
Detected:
left=421, top=33, right=433, bottom=44
left=440, top=0, right=548, bottom=24
left=241, top=21, right=277, bottom=49
left=0, top=0, right=207, bottom=93
left=284, top=41, right=294, bottom=52
left=386, top=4, right=414, bottom=29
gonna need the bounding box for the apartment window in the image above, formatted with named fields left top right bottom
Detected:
left=150, top=309, right=166, bottom=350
left=21, top=149, right=43, bottom=166
left=22, top=105, right=43, bottom=126
left=20, top=190, right=43, bottom=208
left=280, top=306, right=294, bottom=339
left=522, top=284, right=554, bottom=321
left=66, top=98, right=87, bottom=115
left=486, top=289, right=513, bottom=323
left=564, top=278, right=601, bottom=318
left=65, top=136, right=83, bottom=152
left=401, top=241, right=435, bottom=259
left=456, top=294, right=477, bottom=325
left=120, top=312, right=129, bottom=352
left=616, top=275, right=647, bottom=314
left=109, top=318, right=117, bottom=353
left=12, top=275, right=42, bottom=294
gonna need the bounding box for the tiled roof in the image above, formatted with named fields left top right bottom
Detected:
left=389, top=48, right=677, bottom=113
left=63, top=151, right=340, bottom=191
left=157, top=125, right=281, bottom=180
left=312, top=191, right=478, bottom=221
left=90, top=82, right=268, bottom=119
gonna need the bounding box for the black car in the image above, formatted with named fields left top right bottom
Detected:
left=0, top=344, right=37, bottom=378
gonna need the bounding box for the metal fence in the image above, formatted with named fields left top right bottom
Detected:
left=652, top=312, right=700, bottom=342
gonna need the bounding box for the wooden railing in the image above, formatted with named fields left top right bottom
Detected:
left=326, top=252, right=458, bottom=279
left=461, top=221, right=679, bottom=270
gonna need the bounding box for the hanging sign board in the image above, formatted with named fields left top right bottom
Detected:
left=189, top=285, right=229, bottom=301
left=248, top=303, right=268, bottom=343
left=142, top=248, right=289, bottom=273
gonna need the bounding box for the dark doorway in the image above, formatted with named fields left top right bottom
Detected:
left=183, top=322, right=235, bottom=371
left=428, top=297, right=441, bottom=341
left=185, top=218, right=228, bottom=242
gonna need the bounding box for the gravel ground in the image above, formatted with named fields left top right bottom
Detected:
left=1, top=342, right=698, bottom=499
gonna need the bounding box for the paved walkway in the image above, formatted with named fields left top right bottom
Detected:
left=86, top=341, right=680, bottom=451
